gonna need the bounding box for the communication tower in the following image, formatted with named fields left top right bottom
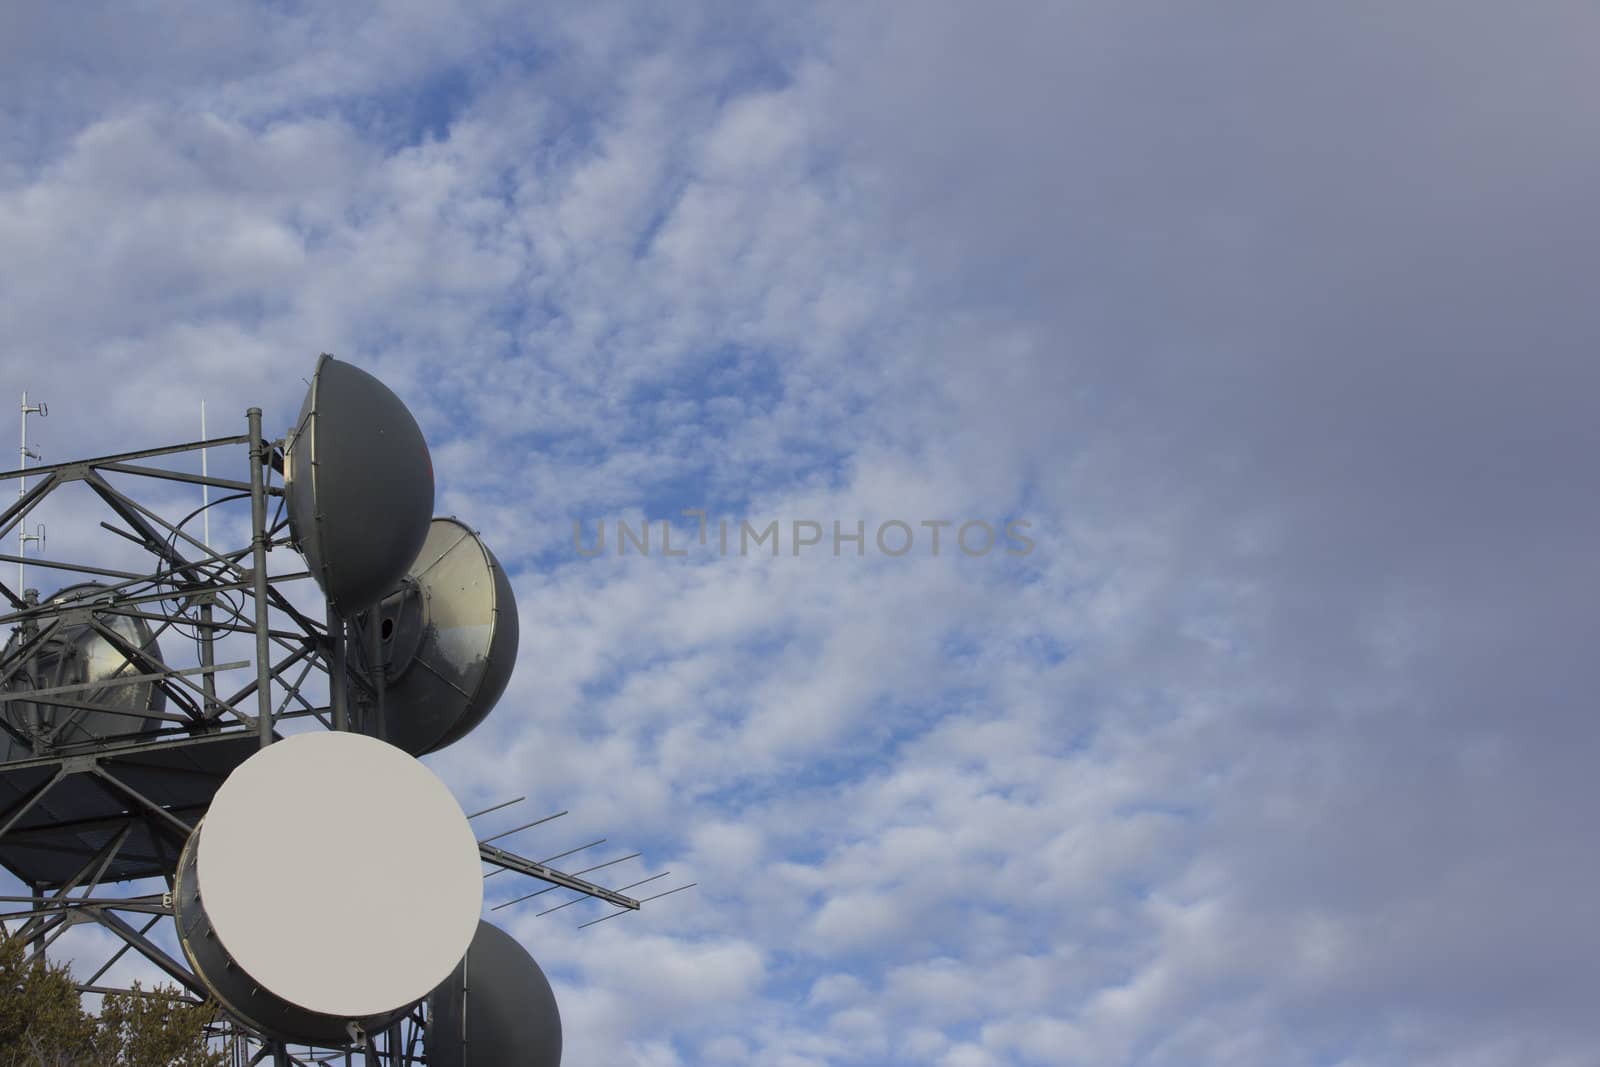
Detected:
left=0, top=357, right=691, bottom=1065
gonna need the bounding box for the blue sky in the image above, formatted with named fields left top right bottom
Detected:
left=3, top=3, right=1598, bottom=1065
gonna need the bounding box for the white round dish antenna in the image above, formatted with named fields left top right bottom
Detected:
left=283, top=354, right=435, bottom=617
left=352, top=518, right=519, bottom=755
left=175, top=731, right=481, bottom=1045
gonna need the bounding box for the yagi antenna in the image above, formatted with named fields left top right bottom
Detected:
left=480, top=809, right=570, bottom=879
left=578, top=883, right=699, bottom=929
left=537, top=871, right=670, bottom=916
left=488, top=842, right=616, bottom=911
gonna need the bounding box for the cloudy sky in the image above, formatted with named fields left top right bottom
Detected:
left=3, top=3, right=1597, bottom=1065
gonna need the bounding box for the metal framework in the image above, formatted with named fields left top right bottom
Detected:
left=0, top=409, right=673, bottom=1065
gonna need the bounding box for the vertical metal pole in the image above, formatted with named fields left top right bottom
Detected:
left=201, top=399, right=211, bottom=548
left=21, top=588, right=40, bottom=744
left=345, top=619, right=364, bottom=734
left=17, top=392, right=45, bottom=592
left=328, top=602, right=348, bottom=731
left=366, top=610, right=386, bottom=743
left=199, top=596, right=218, bottom=724
left=17, top=392, right=24, bottom=592
left=26, top=881, right=43, bottom=957
left=387, top=1021, right=402, bottom=1066
left=248, top=408, right=274, bottom=749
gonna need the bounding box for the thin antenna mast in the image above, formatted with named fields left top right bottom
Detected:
left=200, top=399, right=209, bottom=547
left=17, top=392, right=46, bottom=591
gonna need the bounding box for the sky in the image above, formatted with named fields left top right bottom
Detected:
left=2, top=3, right=1598, bottom=1065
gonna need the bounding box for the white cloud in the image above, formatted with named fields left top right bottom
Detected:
left=2, top=3, right=1596, bottom=1066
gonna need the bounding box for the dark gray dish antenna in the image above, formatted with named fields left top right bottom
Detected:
left=427, top=919, right=563, bottom=1067
left=284, top=354, right=434, bottom=617
left=0, top=581, right=166, bottom=761
left=352, top=517, right=518, bottom=756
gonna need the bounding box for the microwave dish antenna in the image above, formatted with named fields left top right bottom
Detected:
left=174, top=731, right=481, bottom=1047
left=0, top=581, right=167, bottom=760
left=283, top=354, right=434, bottom=617
left=427, top=919, right=563, bottom=1067
left=351, top=517, right=519, bottom=755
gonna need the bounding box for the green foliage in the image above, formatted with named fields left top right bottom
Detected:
left=0, top=927, right=96, bottom=1067
left=0, top=925, right=227, bottom=1067
left=95, top=983, right=227, bottom=1067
